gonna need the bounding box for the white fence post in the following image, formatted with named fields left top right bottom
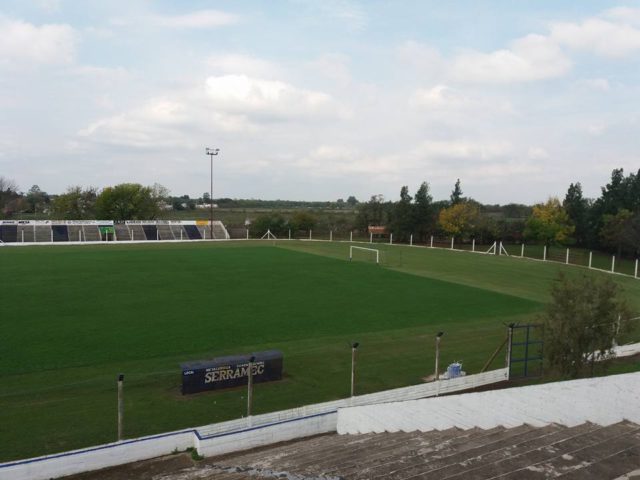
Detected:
left=611, top=255, right=615, bottom=273
left=430, top=236, right=433, bottom=248
left=566, top=248, right=569, bottom=265
left=350, top=231, right=353, bottom=242
left=330, top=230, right=333, bottom=241
left=370, top=232, right=372, bottom=243
left=472, top=238, right=475, bottom=252
left=410, top=234, right=413, bottom=246
left=288, top=229, right=291, bottom=240
left=156, top=229, right=159, bottom=241
left=589, top=251, right=593, bottom=269
left=543, top=245, right=547, bottom=261
left=309, top=230, right=312, bottom=240
left=246, top=229, right=249, bottom=240
left=635, top=259, right=638, bottom=278
left=50, top=229, right=53, bottom=242
left=521, top=243, right=524, bottom=257
left=450, top=237, right=454, bottom=250
left=498, top=241, right=502, bottom=255
left=78, top=231, right=81, bottom=242
left=390, top=233, right=393, bottom=245
left=22, top=230, right=25, bottom=243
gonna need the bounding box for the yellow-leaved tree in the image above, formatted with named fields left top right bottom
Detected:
left=438, top=201, right=480, bottom=238
left=524, top=197, right=575, bottom=245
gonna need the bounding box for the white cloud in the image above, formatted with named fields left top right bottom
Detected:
left=151, top=10, right=238, bottom=29
left=206, top=54, right=279, bottom=78
left=0, top=17, right=76, bottom=67
left=551, top=18, right=640, bottom=57
left=604, top=7, right=640, bottom=26
left=307, top=53, right=352, bottom=86
left=527, top=147, right=550, bottom=160
left=414, top=139, right=512, bottom=161
left=578, top=78, right=611, bottom=92
left=205, top=74, right=347, bottom=119
left=396, top=41, right=443, bottom=75
left=450, top=34, right=571, bottom=83
left=411, top=85, right=473, bottom=110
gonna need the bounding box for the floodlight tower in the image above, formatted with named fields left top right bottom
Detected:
left=205, top=147, right=220, bottom=239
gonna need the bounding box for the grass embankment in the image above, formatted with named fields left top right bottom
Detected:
left=0, top=240, right=638, bottom=461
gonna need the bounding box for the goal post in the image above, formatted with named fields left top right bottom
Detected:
left=349, top=246, right=380, bottom=264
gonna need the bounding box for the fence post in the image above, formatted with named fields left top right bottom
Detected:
left=350, top=231, right=353, bottom=242
left=390, top=233, right=393, bottom=245
left=330, top=230, right=333, bottom=242
left=246, top=229, right=249, bottom=240
left=543, top=245, right=547, bottom=261
left=430, top=236, right=433, bottom=248
left=435, top=332, right=444, bottom=380
left=472, top=238, right=475, bottom=252
left=309, top=230, right=312, bottom=240
left=117, top=374, right=124, bottom=441
left=499, top=241, right=503, bottom=255
left=521, top=243, right=524, bottom=257
left=505, top=324, right=514, bottom=380
left=566, top=248, right=569, bottom=265
left=156, top=229, right=159, bottom=241
left=450, top=237, right=454, bottom=250
left=410, top=234, right=413, bottom=246
left=370, top=232, right=372, bottom=243
left=611, top=255, right=615, bottom=273
left=288, top=229, right=291, bottom=240
left=51, top=229, right=53, bottom=242
left=635, top=259, right=638, bottom=278
left=589, top=251, right=592, bottom=269
left=22, top=230, right=25, bottom=243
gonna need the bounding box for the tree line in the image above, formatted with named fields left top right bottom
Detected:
left=353, top=169, right=639, bottom=257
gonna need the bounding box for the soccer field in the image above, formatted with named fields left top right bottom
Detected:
left=1, top=240, right=638, bottom=461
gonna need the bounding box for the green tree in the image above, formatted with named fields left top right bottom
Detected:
left=450, top=178, right=463, bottom=205
left=26, top=185, right=50, bottom=214
left=290, top=211, right=317, bottom=231
left=600, top=209, right=640, bottom=257
left=542, top=273, right=633, bottom=379
left=51, top=186, right=97, bottom=219
left=346, top=196, right=358, bottom=207
left=95, top=183, right=168, bottom=220
left=413, top=181, right=434, bottom=242
left=389, top=186, right=413, bottom=242
left=0, top=176, right=19, bottom=218
left=524, top=197, right=574, bottom=246
left=251, top=213, right=288, bottom=236
left=355, top=194, right=387, bottom=231
left=563, top=182, right=590, bottom=246
left=438, top=201, right=480, bottom=238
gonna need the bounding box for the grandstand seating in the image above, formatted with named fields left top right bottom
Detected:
left=0, top=225, right=18, bottom=242
left=35, top=225, right=52, bottom=242
left=81, top=225, right=100, bottom=242
left=17, top=224, right=35, bottom=243
left=197, top=225, right=208, bottom=239
left=157, top=224, right=175, bottom=240
left=184, top=225, right=202, bottom=240
left=114, top=224, right=130, bottom=241
left=67, top=225, right=83, bottom=242
left=142, top=225, right=158, bottom=240
left=52, top=225, right=69, bottom=242
left=127, top=224, right=144, bottom=241
left=170, top=224, right=187, bottom=240
left=212, top=223, right=228, bottom=239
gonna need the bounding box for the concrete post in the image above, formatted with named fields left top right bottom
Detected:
left=117, top=374, right=124, bottom=441
left=350, top=343, right=359, bottom=397
left=435, top=333, right=444, bottom=380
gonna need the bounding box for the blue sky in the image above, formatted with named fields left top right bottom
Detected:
left=1, top=1, right=639, bottom=203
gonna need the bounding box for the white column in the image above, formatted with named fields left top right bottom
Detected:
left=390, top=233, right=393, bottom=245
left=451, top=237, right=454, bottom=250
left=51, top=229, right=53, bottom=242
left=309, top=229, right=312, bottom=240
left=350, top=231, right=353, bottom=242
left=543, top=245, right=547, bottom=261
left=589, top=251, right=593, bottom=268
left=566, top=248, right=569, bottom=265
left=370, top=232, right=372, bottom=243
left=288, top=229, right=291, bottom=240
left=330, top=230, right=333, bottom=241
left=635, top=259, right=638, bottom=278
left=156, top=229, right=159, bottom=241
left=180, top=230, right=183, bottom=241
left=410, top=234, right=413, bottom=246
left=79, top=231, right=81, bottom=242
left=611, top=255, right=615, bottom=273
left=499, top=241, right=503, bottom=255
left=472, top=238, right=475, bottom=252
left=521, top=243, right=524, bottom=257
left=246, top=229, right=249, bottom=240
left=430, top=236, right=433, bottom=248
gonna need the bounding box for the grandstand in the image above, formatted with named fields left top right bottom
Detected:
left=61, top=372, right=640, bottom=480
left=0, top=220, right=229, bottom=243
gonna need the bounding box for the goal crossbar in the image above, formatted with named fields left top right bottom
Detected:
left=350, top=246, right=380, bottom=264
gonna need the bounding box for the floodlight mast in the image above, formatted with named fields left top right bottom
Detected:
left=205, top=148, right=220, bottom=240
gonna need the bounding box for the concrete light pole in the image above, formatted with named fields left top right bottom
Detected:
left=205, top=148, right=220, bottom=239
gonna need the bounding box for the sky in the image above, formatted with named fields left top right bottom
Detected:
left=1, top=1, right=639, bottom=204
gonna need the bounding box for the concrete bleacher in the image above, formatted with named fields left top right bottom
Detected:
left=142, top=225, right=158, bottom=240
left=170, top=224, right=187, bottom=240
left=17, top=224, right=35, bottom=243
left=51, top=225, right=69, bottom=242
left=34, top=225, right=51, bottom=242
left=127, top=224, right=145, bottom=241
left=81, top=225, right=101, bottom=242
left=0, top=225, right=18, bottom=242
left=114, top=224, right=130, bottom=241
left=67, top=225, right=83, bottom=242
left=157, top=224, right=175, bottom=240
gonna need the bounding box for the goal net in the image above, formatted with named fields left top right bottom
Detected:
left=349, top=246, right=380, bottom=265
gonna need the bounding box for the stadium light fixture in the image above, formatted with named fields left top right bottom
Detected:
left=247, top=355, right=256, bottom=417
left=350, top=342, right=359, bottom=397
left=435, top=332, right=444, bottom=381
left=205, top=148, right=220, bottom=240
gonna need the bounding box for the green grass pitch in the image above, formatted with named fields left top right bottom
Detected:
left=1, top=240, right=638, bottom=461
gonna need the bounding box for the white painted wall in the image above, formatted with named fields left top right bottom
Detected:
left=337, top=372, right=640, bottom=435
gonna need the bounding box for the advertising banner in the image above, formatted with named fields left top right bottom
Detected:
left=181, top=350, right=283, bottom=394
